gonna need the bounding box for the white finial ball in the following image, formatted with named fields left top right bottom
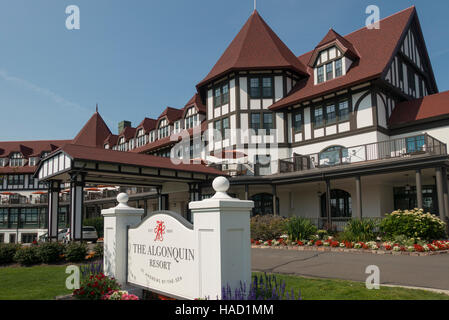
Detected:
left=117, top=193, right=129, bottom=204
left=213, top=176, right=230, bottom=193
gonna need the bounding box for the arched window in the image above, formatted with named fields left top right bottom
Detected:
left=319, top=146, right=348, bottom=166
left=250, top=193, right=279, bottom=216
left=320, top=189, right=352, bottom=218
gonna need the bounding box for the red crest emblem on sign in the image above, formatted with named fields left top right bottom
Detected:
left=154, top=221, right=166, bottom=242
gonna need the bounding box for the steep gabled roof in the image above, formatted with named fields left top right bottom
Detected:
left=118, top=126, right=137, bottom=142
left=72, top=112, right=112, bottom=148
left=157, top=107, right=184, bottom=125
left=136, top=118, right=157, bottom=134
left=270, top=6, right=416, bottom=111
left=389, top=90, right=449, bottom=127
left=104, top=134, right=118, bottom=146
left=183, top=93, right=206, bottom=116
left=197, top=10, right=308, bottom=88
left=308, top=28, right=359, bottom=66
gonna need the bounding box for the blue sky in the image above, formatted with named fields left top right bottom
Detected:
left=0, top=0, right=448, bottom=141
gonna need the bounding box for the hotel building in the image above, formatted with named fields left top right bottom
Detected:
left=1, top=6, right=448, bottom=242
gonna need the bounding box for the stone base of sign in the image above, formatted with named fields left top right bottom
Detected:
left=251, top=245, right=449, bottom=256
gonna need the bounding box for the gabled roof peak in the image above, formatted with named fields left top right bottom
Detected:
left=197, top=10, right=308, bottom=88
left=72, top=111, right=112, bottom=148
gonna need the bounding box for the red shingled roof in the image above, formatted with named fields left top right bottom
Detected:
left=270, top=6, right=416, bottom=111
left=118, top=126, right=137, bottom=142
left=72, top=112, right=112, bottom=148
left=197, top=10, right=308, bottom=88
left=0, top=140, right=70, bottom=158
left=158, top=107, right=184, bottom=125
left=136, top=118, right=157, bottom=134
left=104, top=134, right=118, bottom=146
left=184, top=93, right=206, bottom=115
left=389, top=90, right=449, bottom=127
left=55, top=143, right=224, bottom=176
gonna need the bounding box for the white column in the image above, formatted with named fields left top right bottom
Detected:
left=189, top=177, right=254, bottom=299
left=102, top=193, right=143, bottom=285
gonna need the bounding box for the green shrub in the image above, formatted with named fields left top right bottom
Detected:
left=0, top=243, right=20, bottom=265
left=93, top=243, right=103, bottom=258
left=379, top=209, right=446, bottom=241
left=84, top=217, right=104, bottom=238
left=250, top=215, right=288, bottom=241
left=14, top=246, right=41, bottom=266
left=64, top=242, right=88, bottom=262
left=285, top=217, right=317, bottom=241
left=338, top=219, right=378, bottom=242
left=37, top=242, right=65, bottom=263
left=316, top=229, right=329, bottom=240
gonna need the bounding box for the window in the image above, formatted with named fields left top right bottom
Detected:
left=263, top=113, right=273, bottom=131
left=394, top=186, right=437, bottom=215
left=319, top=146, right=348, bottom=166
left=158, top=119, right=170, bottom=139
left=338, top=100, right=349, bottom=122
left=326, top=63, right=333, bottom=81
left=8, top=175, right=24, bottom=186
left=22, top=208, right=38, bottom=224
left=21, top=233, right=37, bottom=244
left=10, top=153, right=24, bottom=167
left=406, top=135, right=425, bottom=153
left=118, top=137, right=127, bottom=151
left=250, top=193, right=279, bottom=216
left=317, top=66, right=324, bottom=84
left=136, top=129, right=146, bottom=147
left=0, top=158, right=7, bottom=167
left=326, top=104, right=336, bottom=124
left=314, top=107, right=324, bottom=127
left=321, top=189, right=352, bottom=218
left=293, top=112, right=302, bottom=132
left=250, top=78, right=260, bottom=98
left=262, top=77, right=273, bottom=98
left=0, top=234, right=4, bottom=243
left=214, top=118, right=230, bottom=141
left=250, top=113, right=260, bottom=131
left=0, top=208, right=7, bottom=226
left=214, top=83, right=229, bottom=107
left=335, top=59, right=343, bottom=77
left=185, top=108, right=199, bottom=129
left=408, top=66, right=416, bottom=92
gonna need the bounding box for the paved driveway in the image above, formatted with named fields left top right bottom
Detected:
left=252, top=248, right=449, bottom=290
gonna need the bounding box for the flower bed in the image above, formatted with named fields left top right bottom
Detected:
left=251, top=238, right=449, bottom=256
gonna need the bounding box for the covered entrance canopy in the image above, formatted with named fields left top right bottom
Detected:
left=34, top=143, right=224, bottom=241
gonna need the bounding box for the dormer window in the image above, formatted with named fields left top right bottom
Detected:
left=0, top=158, right=7, bottom=167
left=158, top=119, right=170, bottom=139
left=29, top=157, right=38, bottom=166
left=185, top=107, right=199, bottom=129
left=118, top=137, right=128, bottom=151
left=136, top=129, right=146, bottom=147
left=313, top=46, right=348, bottom=85
left=10, top=153, right=24, bottom=167
left=149, top=130, right=156, bottom=143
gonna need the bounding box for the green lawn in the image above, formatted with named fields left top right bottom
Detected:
left=0, top=265, right=72, bottom=300
left=0, top=265, right=448, bottom=300
left=253, top=272, right=449, bottom=300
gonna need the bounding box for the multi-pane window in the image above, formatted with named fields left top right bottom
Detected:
left=338, top=100, right=349, bottom=121
left=8, top=175, right=24, bottom=186
left=158, top=119, right=170, bottom=139
left=293, top=112, right=302, bottom=132
left=250, top=78, right=260, bottom=98
left=214, top=83, right=229, bottom=107
left=0, top=158, right=7, bottom=167
left=317, top=66, right=324, bottom=84
left=250, top=113, right=261, bottom=130
left=263, top=113, right=273, bottom=131
left=214, top=118, right=230, bottom=140
left=149, top=131, right=156, bottom=142
left=118, top=137, right=128, bottom=151
left=326, top=104, right=336, bottom=124
left=262, top=78, right=273, bottom=97
left=136, top=129, right=146, bottom=147
left=22, top=208, right=38, bottom=224
left=185, top=108, right=199, bottom=129
left=314, top=107, right=324, bottom=127
left=10, top=153, right=24, bottom=167
left=326, top=63, right=333, bottom=81
left=249, top=77, right=273, bottom=99
left=335, top=59, right=343, bottom=77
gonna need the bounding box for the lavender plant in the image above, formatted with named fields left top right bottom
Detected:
left=221, top=273, right=301, bottom=300
left=80, top=261, right=104, bottom=280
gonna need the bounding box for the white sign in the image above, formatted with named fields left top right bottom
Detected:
left=127, top=211, right=199, bottom=300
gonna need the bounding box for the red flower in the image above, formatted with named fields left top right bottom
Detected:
left=297, top=241, right=304, bottom=246
left=315, top=240, right=323, bottom=246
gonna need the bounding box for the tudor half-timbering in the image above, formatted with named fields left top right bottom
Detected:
left=1, top=6, right=449, bottom=243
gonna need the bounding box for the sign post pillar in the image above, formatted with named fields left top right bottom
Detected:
left=102, top=193, right=143, bottom=285
left=189, top=176, right=254, bottom=299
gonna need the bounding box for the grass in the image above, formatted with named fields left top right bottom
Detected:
left=0, top=265, right=72, bottom=300
left=0, top=264, right=448, bottom=300
left=253, top=272, right=449, bottom=300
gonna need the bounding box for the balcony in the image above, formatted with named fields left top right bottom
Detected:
left=278, top=134, right=447, bottom=174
